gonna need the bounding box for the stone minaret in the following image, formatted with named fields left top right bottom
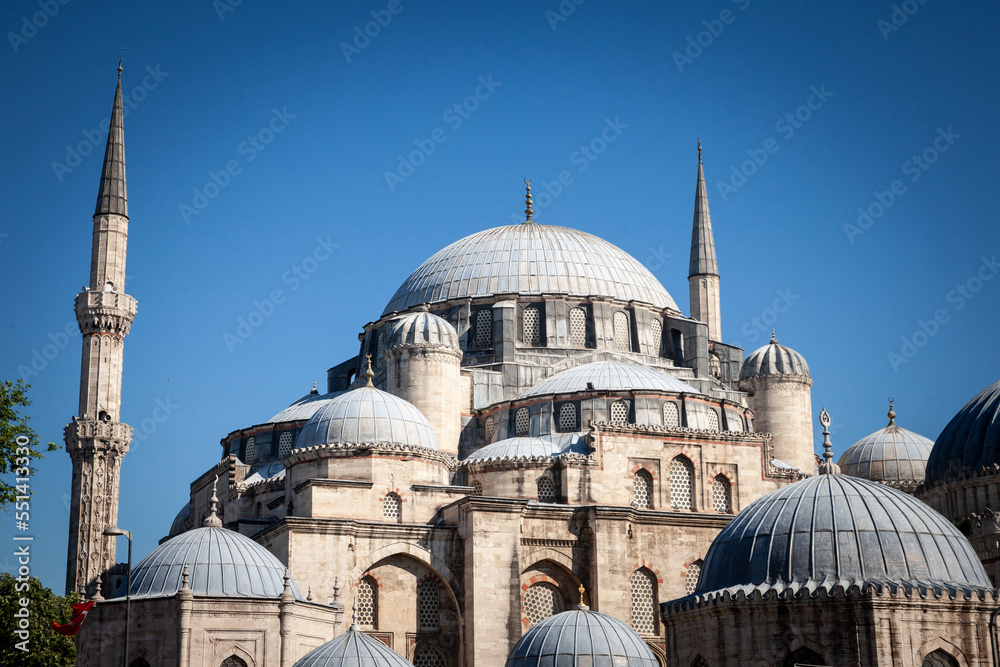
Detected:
left=688, top=140, right=721, bottom=342
left=64, top=59, right=138, bottom=595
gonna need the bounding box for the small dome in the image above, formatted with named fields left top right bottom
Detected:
left=520, top=361, right=698, bottom=399
left=119, top=525, right=303, bottom=600
left=695, top=474, right=991, bottom=596
left=269, top=388, right=344, bottom=423
left=506, top=607, right=659, bottom=667
left=167, top=501, right=191, bottom=538
left=383, top=224, right=679, bottom=316
left=838, top=403, right=934, bottom=485
left=925, top=379, right=1000, bottom=485
left=385, top=310, right=460, bottom=350
left=296, top=386, right=439, bottom=451
left=740, top=333, right=809, bottom=381
left=465, top=435, right=588, bottom=462
left=293, top=623, right=413, bottom=667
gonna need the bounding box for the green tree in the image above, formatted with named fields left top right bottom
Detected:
left=0, top=573, right=78, bottom=666
left=1, top=379, right=57, bottom=520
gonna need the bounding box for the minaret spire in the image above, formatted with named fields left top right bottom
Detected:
left=94, top=53, right=128, bottom=220
left=688, top=138, right=722, bottom=341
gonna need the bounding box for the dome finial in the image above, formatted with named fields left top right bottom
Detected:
left=349, top=597, right=360, bottom=631
left=118, top=48, right=124, bottom=81
left=887, top=397, right=896, bottom=426
left=203, top=475, right=223, bottom=527
left=364, top=354, right=375, bottom=387
left=818, top=408, right=841, bottom=475
left=310, top=380, right=318, bottom=395
left=770, top=329, right=777, bottom=344
left=697, top=137, right=702, bottom=163
left=523, top=178, right=534, bottom=223
left=575, top=583, right=589, bottom=610
left=180, top=563, right=190, bottom=591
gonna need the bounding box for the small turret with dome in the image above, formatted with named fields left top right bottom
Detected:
left=838, top=399, right=934, bottom=492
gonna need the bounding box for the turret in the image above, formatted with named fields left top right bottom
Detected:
left=688, top=140, right=721, bottom=342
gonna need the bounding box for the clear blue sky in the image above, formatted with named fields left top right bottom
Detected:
left=2, top=0, right=999, bottom=592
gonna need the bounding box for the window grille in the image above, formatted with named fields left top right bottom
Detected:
left=523, top=306, right=541, bottom=346
left=610, top=400, right=629, bottom=424
left=278, top=431, right=293, bottom=458
left=706, top=410, right=719, bottom=431
left=483, top=416, right=495, bottom=442
left=522, top=582, right=564, bottom=625
left=471, top=481, right=483, bottom=496
left=670, top=457, right=694, bottom=510
left=558, top=403, right=577, bottom=431
left=629, top=569, right=657, bottom=635
left=570, top=307, right=587, bottom=347
left=663, top=403, right=680, bottom=428
left=712, top=475, right=731, bottom=513
left=614, top=311, right=630, bottom=351
left=692, top=657, right=709, bottom=667
left=922, top=650, right=959, bottom=667
left=417, top=578, right=440, bottom=631
left=244, top=437, right=255, bottom=463
left=383, top=493, right=401, bottom=521
left=255, top=502, right=263, bottom=518
left=376, top=331, right=385, bottom=369
left=413, top=645, right=447, bottom=667
left=685, top=561, right=702, bottom=595
left=475, top=310, right=493, bottom=348
left=515, top=408, right=530, bottom=436
left=651, top=319, right=663, bottom=356
left=220, top=658, right=248, bottom=667
left=632, top=469, right=653, bottom=509
left=357, top=576, right=377, bottom=627
left=537, top=476, right=556, bottom=503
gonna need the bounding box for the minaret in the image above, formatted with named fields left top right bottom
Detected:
left=688, top=140, right=721, bottom=341
left=64, top=57, right=138, bottom=595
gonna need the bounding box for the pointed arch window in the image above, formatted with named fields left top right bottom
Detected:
left=523, top=306, right=541, bottom=346
left=651, top=318, right=663, bottom=356
left=357, top=576, right=378, bottom=628
left=922, top=650, right=959, bottom=667
left=663, top=402, right=680, bottom=428
left=471, top=481, right=483, bottom=496
left=129, top=660, right=151, bottom=667
left=278, top=431, right=293, bottom=458
left=684, top=560, right=702, bottom=595
left=669, top=456, right=694, bottom=510
left=629, top=568, right=657, bottom=635
left=632, top=469, right=653, bottom=509
left=557, top=403, right=577, bottom=431
left=536, top=476, right=556, bottom=503
left=417, top=578, right=440, bottom=631
left=515, top=408, right=530, bottom=436
left=483, top=415, right=495, bottom=443
left=610, top=400, right=629, bottom=425
left=614, top=311, right=630, bottom=351
left=712, top=475, right=731, bottom=513
left=523, top=582, right=564, bottom=626
left=383, top=493, right=401, bottom=522
left=570, top=307, right=588, bottom=347
left=244, top=437, right=256, bottom=464
left=220, top=658, right=248, bottom=667
left=413, top=644, right=447, bottom=667
left=705, top=410, right=720, bottom=431
left=475, top=309, right=493, bottom=349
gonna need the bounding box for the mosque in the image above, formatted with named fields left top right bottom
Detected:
left=67, top=66, right=1000, bottom=667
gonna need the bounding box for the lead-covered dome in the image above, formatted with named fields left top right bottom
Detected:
left=382, top=224, right=679, bottom=316
left=296, top=385, right=439, bottom=451
left=838, top=403, right=934, bottom=487
left=520, top=361, right=698, bottom=399
left=740, top=332, right=809, bottom=381
left=694, top=474, right=991, bottom=596
left=465, top=434, right=588, bottom=463
left=505, top=607, right=659, bottom=667
left=925, top=379, right=1000, bottom=485
left=385, top=310, right=459, bottom=350
left=269, top=387, right=344, bottom=423
left=293, top=622, right=414, bottom=667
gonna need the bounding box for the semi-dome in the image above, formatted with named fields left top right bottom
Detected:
left=694, top=474, right=991, bottom=596
left=296, top=385, right=439, bottom=451
left=269, top=386, right=344, bottom=423
left=465, top=435, right=588, bottom=463
left=506, top=606, right=659, bottom=667
left=520, top=361, right=698, bottom=399
left=167, top=500, right=191, bottom=538
left=382, top=223, right=679, bottom=316
left=838, top=402, right=934, bottom=486
left=385, top=309, right=459, bottom=350
left=740, top=332, right=809, bottom=381
left=925, top=379, right=1000, bottom=485
left=118, top=524, right=303, bottom=600
left=293, top=619, right=414, bottom=667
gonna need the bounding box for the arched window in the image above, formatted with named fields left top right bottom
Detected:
left=515, top=408, right=530, bottom=436
left=783, top=648, right=825, bottom=667
left=220, top=658, right=248, bottom=667
left=613, top=311, right=630, bottom=351
left=357, top=576, right=378, bottom=628
left=712, top=475, right=731, bottom=513
left=684, top=560, right=702, bottom=595
left=244, top=436, right=255, bottom=463
left=255, top=502, right=263, bottom=518
left=632, top=469, right=653, bottom=509
left=651, top=318, right=663, bottom=357
left=537, top=476, right=556, bottom=503
left=610, top=400, right=629, bottom=425
left=417, top=578, right=440, bottom=631
left=522, top=582, right=564, bottom=625
left=483, top=415, right=495, bottom=442
left=129, top=659, right=151, bottom=667
left=383, top=493, right=402, bottom=521
left=570, top=307, right=587, bottom=347
left=413, top=643, right=447, bottom=667
left=922, top=650, right=959, bottom=667
left=523, top=306, right=541, bottom=346
left=705, top=410, right=720, bottom=431
left=629, top=568, right=657, bottom=635
left=471, top=481, right=483, bottom=496
left=691, top=656, right=708, bottom=667
left=669, top=456, right=694, bottom=510
left=663, top=402, right=680, bottom=428
left=376, top=330, right=386, bottom=369
left=475, top=309, right=493, bottom=348
left=278, top=431, right=293, bottom=458
left=557, top=403, right=577, bottom=431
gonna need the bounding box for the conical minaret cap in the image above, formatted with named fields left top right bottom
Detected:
left=689, top=138, right=717, bottom=277
left=94, top=55, right=128, bottom=218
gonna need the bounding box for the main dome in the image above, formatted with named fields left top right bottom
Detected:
left=382, top=224, right=679, bottom=316
left=925, top=379, right=1000, bottom=485
left=520, top=361, right=698, bottom=398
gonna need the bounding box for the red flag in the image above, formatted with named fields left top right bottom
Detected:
left=50, top=601, right=94, bottom=637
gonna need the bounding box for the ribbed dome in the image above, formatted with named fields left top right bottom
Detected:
left=838, top=408, right=934, bottom=485
left=465, top=435, right=588, bottom=462
left=269, top=389, right=344, bottom=423
left=520, top=361, right=698, bottom=399
left=695, top=474, right=991, bottom=596
left=296, top=386, right=439, bottom=451
left=293, top=624, right=414, bottom=667
left=740, top=334, right=809, bottom=381
left=926, top=379, right=1000, bottom=485
left=382, top=224, right=679, bottom=316
left=385, top=310, right=459, bottom=350
left=118, top=526, right=303, bottom=600
left=506, top=607, right=659, bottom=667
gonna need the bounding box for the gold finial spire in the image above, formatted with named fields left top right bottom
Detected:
left=576, top=583, right=589, bottom=609
left=887, top=397, right=896, bottom=426
left=364, top=354, right=375, bottom=387
left=523, top=178, right=534, bottom=223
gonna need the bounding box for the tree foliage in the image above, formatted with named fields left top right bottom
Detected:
left=0, top=573, right=78, bottom=666
left=1, top=379, right=57, bottom=518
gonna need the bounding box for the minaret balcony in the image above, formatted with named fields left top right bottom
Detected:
left=64, top=419, right=132, bottom=453
left=74, top=290, right=138, bottom=336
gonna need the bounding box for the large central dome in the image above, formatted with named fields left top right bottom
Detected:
left=382, top=224, right=679, bottom=315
